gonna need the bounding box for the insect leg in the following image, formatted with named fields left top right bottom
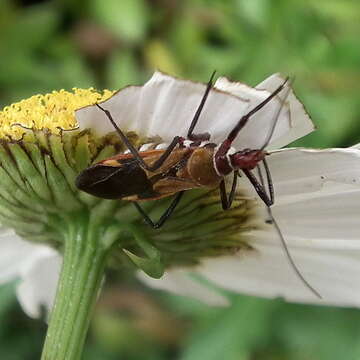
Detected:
left=242, top=169, right=273, bottom=206
left=187, top=71, right=216, bottom=141
left=133, top=191, right=185, bottom=229
left=262, top=158, right=274, bottom=204
left=96, top=104, right=184, bottom=172
left=219, top=171, right=238, bottom=210
left=255, top=161, right=274, bottom=207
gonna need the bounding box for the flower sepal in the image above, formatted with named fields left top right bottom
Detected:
left=121, top=224, right=165, bottom=279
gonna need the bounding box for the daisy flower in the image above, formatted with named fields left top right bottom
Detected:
left=0, top=72, right=359, bottom=359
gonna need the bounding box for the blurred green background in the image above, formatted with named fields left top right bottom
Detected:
left=1, top=0, right=360, bottom=359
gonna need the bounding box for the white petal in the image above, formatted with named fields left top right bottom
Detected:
left=272, top=186, right=360, bottom=243
left=138, top=269, right=229, bottom=306
left=0, top=229, right=52, bottom=284
left=76, top=85, right=141, bottom=136
left=215, top=74, right=314, bottom=149
left=196, top=243, right=360, bottom=307
left=196, top=182, right=360, bottom=306
left=16, top=249, right=61, bottom=319
left=214, top=76, right=288, bottom=148
left=76, top=71, right=251, bottom=146
left=267, top=148, right=360, bottom=198
left=256, top=73, right=315, bottom=148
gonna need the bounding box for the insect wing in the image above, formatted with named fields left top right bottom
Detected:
left=76, top=153, right=156, bottom=199
left=99, top=149, right=165, bottom=165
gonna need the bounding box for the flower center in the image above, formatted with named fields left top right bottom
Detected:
left=0, top=88, right=114, bottom=140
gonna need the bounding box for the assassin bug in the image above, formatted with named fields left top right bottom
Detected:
left=76, top=73, right=321, bottom=298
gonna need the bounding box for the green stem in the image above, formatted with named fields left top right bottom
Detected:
left=41, top=213, right=109, bottom=360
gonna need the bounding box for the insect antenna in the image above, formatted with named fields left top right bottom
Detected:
left=260, top=77, right=294, bottom=151
left=256, top=164, right=322, bottom=299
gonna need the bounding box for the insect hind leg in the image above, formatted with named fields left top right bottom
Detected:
left=133, top=191, right=184, bottom=229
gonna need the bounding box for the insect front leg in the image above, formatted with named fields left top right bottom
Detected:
left=259, top=158, right=274, bottom=204
left=133, top=191, right=185, bottom=229
left=219, top=171, right=238, bottom=210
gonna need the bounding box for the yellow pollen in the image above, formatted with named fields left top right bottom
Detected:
left=0, top=88, right=115, bottom=140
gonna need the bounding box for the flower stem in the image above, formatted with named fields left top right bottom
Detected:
left=41, top=212, right=110, bottom=360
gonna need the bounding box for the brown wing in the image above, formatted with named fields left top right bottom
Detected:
left=99, top=149, right=167, bottom=167
left=123, top=177, right=199, bottom=201
left=101, top=148, right=193, bottom=174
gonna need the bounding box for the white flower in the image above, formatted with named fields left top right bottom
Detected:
left=2, top=71, right=360, bottom=317
left=0, top=228, right=61, bottom=318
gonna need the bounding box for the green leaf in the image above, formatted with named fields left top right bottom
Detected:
left=0, top=281, right=16, bottom=319
left=145, top=40, right=182, bottom=75
left=180, top=296, right=278, bottom=360
left=91, top=0, right=149, bottom=43
left=106, top=49, right=142, bottom=89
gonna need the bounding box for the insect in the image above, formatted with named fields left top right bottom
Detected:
left=76, top=73, right=321, bottom=298
left=76, top=72, right=284, bottom=225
